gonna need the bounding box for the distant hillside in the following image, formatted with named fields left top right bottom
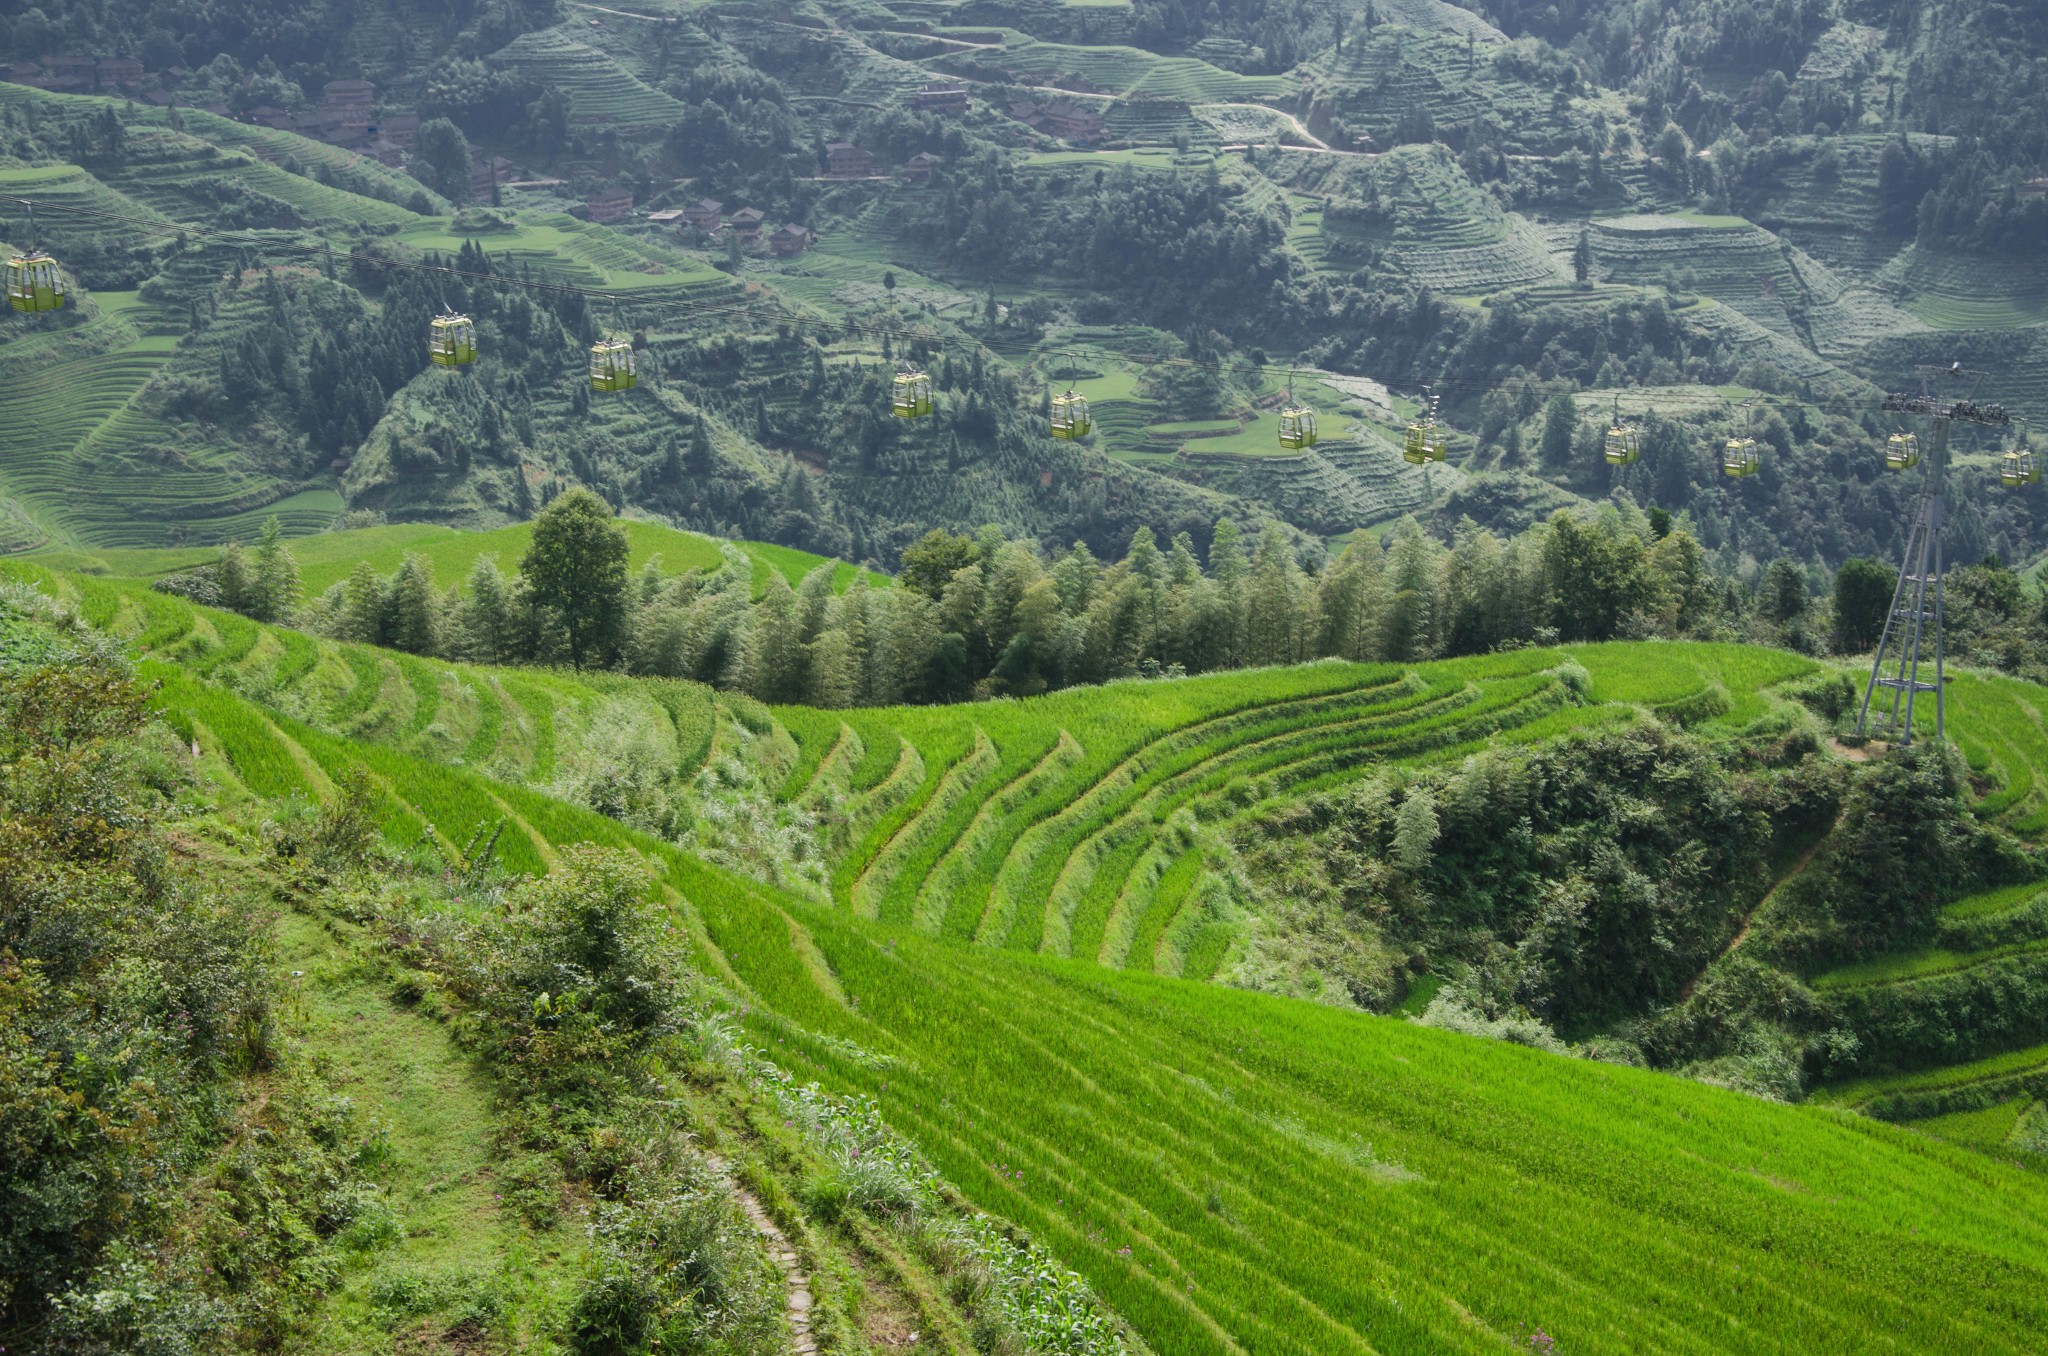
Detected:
left=3, top=0, right=2047, bottom=572
left=30, top=517, right=886, bottom=596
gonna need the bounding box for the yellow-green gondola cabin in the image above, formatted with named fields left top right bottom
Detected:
left=6, top=251, right=66, bottom=313
left=1403, top=422, right=1446, bottom=464
left=430, top=313, right=477, bottom=367
left=1051, top=391, right=1090, bottom=439
left=892, top=370, right=934, bottom=419
left=1278, top=405, right=1317, bottom=450
left=590, top=339, right=636, bottom=392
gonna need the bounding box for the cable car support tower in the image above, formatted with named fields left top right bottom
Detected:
left=1855, top=367, right=2012, bottom=746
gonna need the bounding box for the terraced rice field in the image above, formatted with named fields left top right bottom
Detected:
left=25, top=564, right=2047, bottom=1356
left=93, top=125, right=426, bottom=227
left=769, top=642, right=1812, bottom=976
left=1877, top=244, right=2048, bottom=330
left=949, top=39, right=1292, bottom=101
left=29, top=518, right=877, bottom=601
left=0, top=162, right=177, bottom=256
left=1306, top=23, right=1579, bottom=155
left=490, top=28, right=689, bottom=127
left=1585, top=214, right=1813, bottom=337
left=394, top=216, right=729, bottom=294
left=0, top=93, right=431, bottom=228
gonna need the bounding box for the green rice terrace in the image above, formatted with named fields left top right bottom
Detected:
left=15, top=0, right=2048, bottom=1349
left=10, top=553, right=2048, bottom=1352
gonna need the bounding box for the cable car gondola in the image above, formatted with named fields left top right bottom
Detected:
left=1604, top=425, right=1640, bottom=465
left=892, top=367, right=933, bottom=419
left=429, top=311, right=477, bottom=367
left=1723, top=437, right=1760, bottom=478
left=1604, top=399, right=1639, bottom=465
left=1051, top=390, right=1090, bottom=439
left=1279, top=404, right=1317, bottom=449
left=1403, top=422, right=1446, bottom=463
left=1276, top=370, right=1317, bottom=450
left=5, top=249, right=65, bottom=313
left=1403, top=386, right=1446, bottom=464
left=2002, top=448, right=2039, bottom=488
left=1275, top=372, right=1316, bottom=450
left=1885, top=431, right=1919, bottom=471
left=590, top=337, right=636, bottom=392
left=1049, top=352, right=1091, bottom=439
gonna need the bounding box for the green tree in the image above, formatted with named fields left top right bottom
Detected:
left=413, top=117, right=473, bottom=202
left=250, top=515, right=300, bottom=623
left=521, top=488, right=629, bottom=669
left=899, top=528, right=977, bottom=599
left=1831, top=558, right=1893, bottom=652
left=341, top=559, right=385, bottom=644
left=215, top=542, right=254, bottom=616
left=1543, top=513, right=1649, bottom=641
left=1761, top=558, right=1808, bottom=624
left=1573, top=229, right=1592, bottom=284
left=461, top=554, right=517, bottom=663
left=385, top=553, right=445, bottom=656
left=1540, top=392, right=1578, bottom=468
left=1393, top=790, right=1438, bottom=876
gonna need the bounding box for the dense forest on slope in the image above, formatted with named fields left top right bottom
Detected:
left=3, top=0, right=2048, bottom=586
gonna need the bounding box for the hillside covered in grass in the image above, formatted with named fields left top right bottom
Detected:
left=9, top=549, right=2048, bottom=1353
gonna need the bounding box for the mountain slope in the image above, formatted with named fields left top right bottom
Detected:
left=11, top=560, right=2048, bottom=1354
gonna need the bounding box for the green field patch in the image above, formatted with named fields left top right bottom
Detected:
left=1945, top=880, right=2048, bottom=920
left=1910, top=1097, right=2034, bottom=1150
left=953, top=39, right=1291, bottom=101
left=1812, top=935, right=2048, bottom=990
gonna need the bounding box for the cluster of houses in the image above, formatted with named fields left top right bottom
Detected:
left=645, top=198, right=815, bottom=256
left=238, top=81, right=433, bottom=169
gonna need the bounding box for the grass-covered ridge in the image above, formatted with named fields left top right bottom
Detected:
left=29, top=517, right=884, bottom=597
left=14, top=564, right=2048, bottom=1354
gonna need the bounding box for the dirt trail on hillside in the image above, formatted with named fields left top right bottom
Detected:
left=1678, top=833, right=1829, bottom=1002
left=709, top=1153, right=821, bottom=1353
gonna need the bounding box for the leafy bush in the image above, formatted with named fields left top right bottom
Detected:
left=418, top=846, right=684, bottom=1091
left=1771, top=743, right=2029, bottom=966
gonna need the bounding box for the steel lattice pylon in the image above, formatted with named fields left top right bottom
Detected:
left=1856, top=368, right=2010, bottom=746
left=1856, top=474, right=1944, bottom=745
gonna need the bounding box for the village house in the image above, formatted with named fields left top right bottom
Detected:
left=728, top=206, right=766, bottom=244
left=464, top=156, right=518, bottom=202
left=646, top=208, right=686, bottom=225
left=907, top=82, right=969, bottom=114
left=323, top=78, right=374, bottom=115
left=770, top=224, right=815, bottom=257
left=376, top=112, right=420, bottom=148
left=97, top=57, right=144, bottom=91
left=826, top=142, right=875, bottom=177
left=904, top=151, right=942, bottom=182
left=43, top=55, right=98, bottom=92
left=684, top=197, right=724, bottom=232
left=586, top=186, right=635, bottom=222
left=322, top=78, right=375, bottom=140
